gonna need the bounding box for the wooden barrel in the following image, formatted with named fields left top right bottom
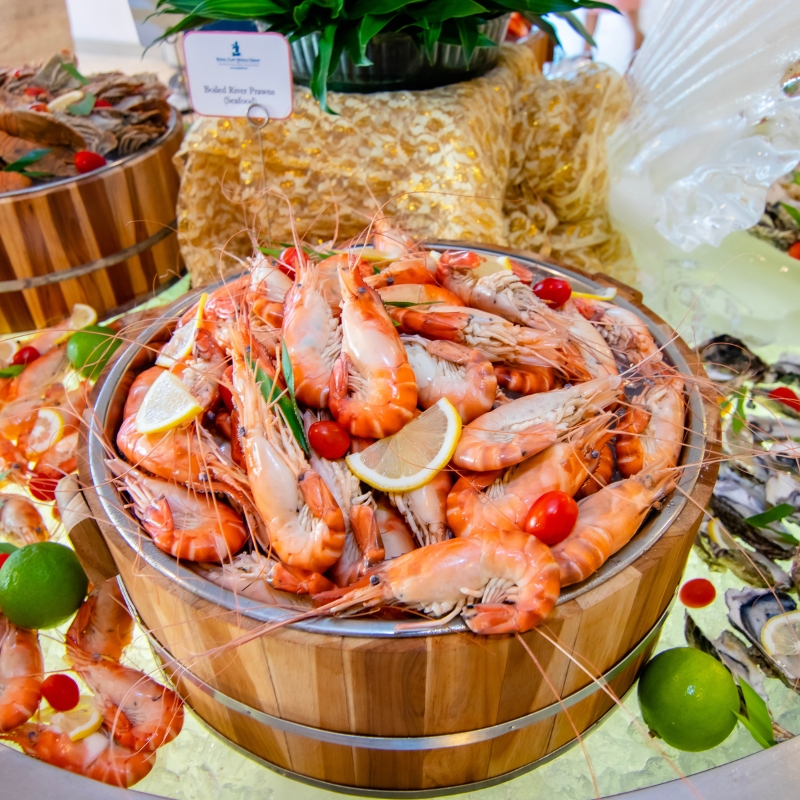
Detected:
left=80, top=249, right=718, bottom=795
left=0, top=116, right=184, bottom=334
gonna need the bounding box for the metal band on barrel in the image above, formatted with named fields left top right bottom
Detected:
left=133, top=589, right=669, bottom=752
left=0, top=221, right=177, bottom=293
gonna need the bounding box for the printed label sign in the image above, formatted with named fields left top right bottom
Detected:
left=183, top=31, right=293, bottom=119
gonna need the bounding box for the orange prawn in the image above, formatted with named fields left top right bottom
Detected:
left=0, top=614, right=43, bottom=733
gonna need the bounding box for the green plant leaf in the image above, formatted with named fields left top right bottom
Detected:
left=735, top=678, right=775, bottom=749
left=61, top=62, right=90, bottom=86
left=382, top=300, right=442, bottom=307
left=258, top=245, right=284, bottom=258
left=252, top=360, right=309, bottom=454
left=731, top=392, right=747, bottom=435
left=68, top=93, right=97, bottom=116
left=408, top=0, right=487, bottom=23
left=555, top=10, right=596, bottom=46
left=421, top=20, right=443, bottom=59
left=0, top=365, right=25, bottom=378
left=455, top=18, right=480, bottom=65
left=745, top=504, right=796, bottom=528
left=781, top=202, right=800, bottom=228
left=19, top=170, right=54, bottom=179
left=310, top=23, right=338, bottom=114
left=281, top=340, right=296, bottom=401
left=3, top=148, right=51, bottom=173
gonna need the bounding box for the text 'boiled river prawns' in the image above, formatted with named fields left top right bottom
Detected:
left=107, top=231, right=691, bottom=636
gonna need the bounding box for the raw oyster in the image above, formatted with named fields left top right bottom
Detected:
left=726, top=588, right=800, bottom=690
left=709, top=494, right=797, bottom=560
left=698, top=335, right=768, bottom=383
left=695, top=522, right=791, bottom=590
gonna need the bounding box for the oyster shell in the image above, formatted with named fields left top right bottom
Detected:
left=699, top=335, right=768, bottom=383
left=726, top=587, right=800, bottom=689
left=709, top=494, right=796, bottom=560
left=695, top=524, right=791, bottom=590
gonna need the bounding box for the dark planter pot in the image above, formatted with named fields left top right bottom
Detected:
left=290, top=14, right=511, bottom=93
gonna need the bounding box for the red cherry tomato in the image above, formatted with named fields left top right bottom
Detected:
left=679, top=578, right=716, bottom=609
left=532, top=277, right=572, bottom=308
left=74, top=151, right=107, bottom=174
left=29, top=472, right=59, bottom=503
left=308, top=421, right=351, bottom=460
left=41, top=674, right=80, bottom=711
left=769, top=386, right=800, bottom=413
left=23, top=86, right=46, bottom=97
left=523, top=491, right=579, bottom=545
left=277, top=246, right=304, bottom=278
left=94, top=98, right=112, bottom=108
left=11, top=345, right=40, bottom=366
left=788, top=242, right=800, bottom=260
left=0, top=553, right=10, bottom=570
left=28, top=102, right=48, bottom=112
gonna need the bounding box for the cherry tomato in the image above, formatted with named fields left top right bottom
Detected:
left=277, top=246, right=304, bottom=278
left=679, top=578, right=716, bottom=609
left=94, top=98, right=112, bottom=108
left=788, top=242, right=800, bottom=260
left=28, top=102, right=48, bottom=112
left=0, top=553, right=10, bottom=570
left=768, top=386, right=800, bottom=413
left=11, top=345, right=40, bottom=366
left=23, top=86, right=46, bottom=97
left=523, top=491, right=579, bottom=545
left=41, top=674, right=80, bottom=712
left=29, top=472, right=59, bottom=503
left=532, top=277, right=572, bottom=308
left=308, top=421, right=351, bottom=460
left=74, top=151, right=107, bottom=174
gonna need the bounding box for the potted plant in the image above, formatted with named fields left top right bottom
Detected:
left=155, top=1, right=617, bottom=112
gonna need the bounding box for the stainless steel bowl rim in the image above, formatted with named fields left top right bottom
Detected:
left=89, top=244, right=708, bottom=638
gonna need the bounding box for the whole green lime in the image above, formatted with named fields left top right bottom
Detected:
left=0, top=542, right=88, bottom=629
left=0, top=542, right=18, bottom=555
left=67, top=324, right=121, bottom=380
left=638, top=647, right=739, bottom=752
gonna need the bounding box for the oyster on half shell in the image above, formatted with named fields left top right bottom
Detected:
left=726, top=588, right=800, bottom=689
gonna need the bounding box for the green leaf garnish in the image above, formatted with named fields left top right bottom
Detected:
left=258, top=246, right=284, bottom=259
left=381, top=300, right=442, bottom=307
left=281, top=340, right=296, bottom=401
left=0, top=365, right=25, bottom=378
left=3, top=148, right=50, bottom=173
left=251, top=358, right=309, bottom=455
left=745, top=504, right=796, bottom=529
left=68, top=93, right=96, bottom=116
left=735, top=679, right=775, bottom=749
left=61, top=62, right=90, bottom=86
left=781, top=202, right=800, bottom=227
left=731, top=392, right=747, bottom=435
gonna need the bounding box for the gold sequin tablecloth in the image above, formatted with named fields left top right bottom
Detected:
left=174, top=42, right=633, bottom=285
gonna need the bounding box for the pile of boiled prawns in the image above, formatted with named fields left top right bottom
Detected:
left=0, top=578, right=183, bottom=788
left=111, top=228, right=687, bottom=637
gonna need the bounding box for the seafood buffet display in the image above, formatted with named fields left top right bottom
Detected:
left=0, top=51, right=172, bottom=193
left=104, top=229, right=692, bottom=638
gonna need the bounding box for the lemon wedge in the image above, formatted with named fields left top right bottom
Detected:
left=53, top=304, right=98, bottom=345
left=471, top=255, right=514, bottom=279
left=25, top=409, right=64, bottom=457
left=135, top=371, right=202, bottom=434
left=41, top=696, right=104, bottom=741
left=706, top=517, right=737, bottom=549
left=761, top=610, right=800, bottom=680
left=155, top=293, right=207, bottom=368
left=571, top=287, right=618, bottom=302
left=346, top=398, right=461, bottom=492
left=0, top=337, right=20, bottom=366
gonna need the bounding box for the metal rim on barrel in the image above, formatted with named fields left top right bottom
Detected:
left=87, top=243, right=708, bottom=638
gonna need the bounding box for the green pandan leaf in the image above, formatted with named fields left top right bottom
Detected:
left=68, top=93, right=97, bottom=116
left=745, top=504, right=796, bottom=529
left=0, top=365, right=25, bottom=378
left=3, top=148, right=51, bottom=173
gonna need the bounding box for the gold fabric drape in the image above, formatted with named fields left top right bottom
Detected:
left=174, top=42, right=633, bottom=285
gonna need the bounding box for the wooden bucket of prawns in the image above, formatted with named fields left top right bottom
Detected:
left=0, top=115, right=183, bottom=334
left=80, top=244, right=718, bottom=794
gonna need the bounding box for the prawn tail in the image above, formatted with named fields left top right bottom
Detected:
left=267, top=562, right=336, bottom=595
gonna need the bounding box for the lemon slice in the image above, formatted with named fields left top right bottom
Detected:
left=155, top=293, right=207, bottom=368
left=346, top=398, right=461, bottom=492
left=761, top=610, right=800, bottom=680
left=706, top=517, right=737, bottom=549
left=53, top=304, right=98, bottom=345
left=40, top=696, right=103, bottom=741
left=470, top=255, right=514, bottom=279
left=135, top=371, right=202, bottom=434
left=25, top=409, right=64, bottom=457
left=571, top=287, right=618, bottom=302
left=0, top=337, right=20, bottom=366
